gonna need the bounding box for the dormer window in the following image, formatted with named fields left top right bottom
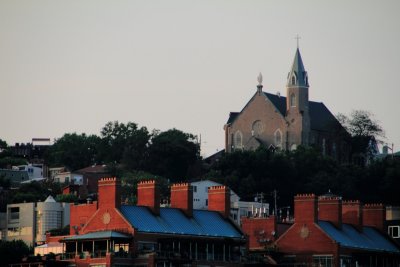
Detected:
left=290, top=93, right=296, bottom=107
left=291, top=74, right=296, bottom=85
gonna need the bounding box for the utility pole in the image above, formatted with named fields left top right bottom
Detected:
left=273, top=189, right=278, bottom=217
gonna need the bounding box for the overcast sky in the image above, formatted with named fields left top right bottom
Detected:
left=1, top=0, right=399, bottom=157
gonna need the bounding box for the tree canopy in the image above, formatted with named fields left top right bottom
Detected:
left=205, top=146, right=400, bottom=209
left=46, top=133, right=100, bottom=171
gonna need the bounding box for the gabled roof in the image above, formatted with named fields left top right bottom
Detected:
left=318, top=221, right=399, bottom=253
left=263, top=92, right=343, bottom=133
left=62, top=231, right=131, bottom=242
left=227, top=112, right=239, bottom=124
left=75, top=165, right=109, bottom=174
left=120, top=206, right=244, bottom=239
left=226, top=89, right=345, bottom=135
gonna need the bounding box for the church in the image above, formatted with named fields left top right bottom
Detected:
left=224, top=48, right=350, bottom=161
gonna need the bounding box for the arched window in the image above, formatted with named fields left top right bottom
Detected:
left=290, top=93, right=296, bottom=107
left=274, top=129, right=282, bottom=147
left=304, top=73, right=308, bottom=85
left=252, top=120, right=263, bottom=135
left=234, top=131, right=243, bottom=149
left=291, top=74, right=296, bottom=85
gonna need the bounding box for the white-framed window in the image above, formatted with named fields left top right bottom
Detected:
left=234, top=130, right=243, bottom=149
left=290, top=93, right=296, bottom=107
left=274, top=129, right=282, bottom=147
left=389, top=225, right=400, bottom=238
left=313, top=255, right=333, bottom=267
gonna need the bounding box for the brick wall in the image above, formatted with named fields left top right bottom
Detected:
left=342, top=200, right=362, bottom=231
left=170, top=182, right=193, bottom=217
left=137, top=180, right=160, bottom=215
left=294, top=194, right=317, bottom=223
left=363, top=203, right=385, bottom=232
left=208, top=185, right=230, bottom=218
left=242, top=216, right=277, bottom=250
left=318, top=196, right=342, bottom=228
left=70, top=202, right=98, bottom=235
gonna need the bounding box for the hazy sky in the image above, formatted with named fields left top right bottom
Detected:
left=1, top=0, right=399, bottom=157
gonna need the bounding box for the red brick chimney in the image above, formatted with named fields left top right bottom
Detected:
left=363, top=203, right=385, bottom=232
left=137, top=180, right=160, bottom=215
left=294, top=194, right=317, bottom=223
left=170, top=182, right=193, bottom=217
left=342, top=200, right=363, bottom=231
left=318, top=195, right=342, bottom=228
left=98, top=177, right=121, bottom=209
left=208, top=185, right=230, bottom=218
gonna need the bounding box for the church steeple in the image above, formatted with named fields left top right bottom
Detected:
left=287, top=48, right=309, bottom=88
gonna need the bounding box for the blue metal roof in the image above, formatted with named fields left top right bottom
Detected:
left=120, top=206, right=243, bottom=239
left=318, top=221, right=399, bottom=253
left=62, top=231, right=131, bottom=241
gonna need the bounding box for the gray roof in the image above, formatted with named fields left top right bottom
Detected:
left=263, top=92, right=343, bottom=133
left=227, top=112, right=239, bottom=124
left=226, top=92, right=344, bottom=133
left=287, top=48, right=309, bottom=87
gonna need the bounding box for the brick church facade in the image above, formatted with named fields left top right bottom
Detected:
left=224, top=48, right=350, bottom=161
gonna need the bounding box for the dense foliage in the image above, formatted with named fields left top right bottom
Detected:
left=206, top=146, right=400, bottom=209
left=45, top=122, right=201, bottom=181
left=0, top=240, right=31, bottom=266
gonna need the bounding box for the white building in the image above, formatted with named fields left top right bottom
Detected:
left=13, top=164, right=43, bottom=180
left=190, top=180, right=269, bottom=225
left=4, top=196, right=70, bottom=246
left=54, top=171, right=83, bottom=185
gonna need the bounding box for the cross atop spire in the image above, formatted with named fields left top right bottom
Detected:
left=295, top=34, right=301, bottom=49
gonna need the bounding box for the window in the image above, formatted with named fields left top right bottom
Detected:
left=291, top=74, right=296, bottom=85
left=274, top=129, right=282, bottom=147
left=290, top=93, right=296, bottom=107
left=234, top=131, right=243, bottom=149
left=8, top=207, right=19, bottom=223
left=313, top=255, right=333, bottom=267
left=389, top=226, right=400, bottom=238
left=252, top=120, right=264, bottom=135
left=193, top=186, right=197, bottom=193
left=205, top=199, right=208, bottom=206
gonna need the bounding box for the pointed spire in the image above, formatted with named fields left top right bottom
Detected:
left=287, top=48, right=309, bottom=87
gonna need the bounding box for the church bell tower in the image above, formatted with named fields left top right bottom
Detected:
left=286, top=45, right=310, bottom=147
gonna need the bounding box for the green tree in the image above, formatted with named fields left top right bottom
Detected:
left=47, top=133, right=101, bottom=170
left=337, top=110, right=384, bottom=162
left=145, top=129, right=200, bottom=182
left=0, top=240, right=31, bottom=266
left=11, top=181, right=49, bottom=203
left=0, top=139, right=7, bottom=151
left=56, top=194, right=78, bottom=203
left=99, top=121, right=150, bottom=170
